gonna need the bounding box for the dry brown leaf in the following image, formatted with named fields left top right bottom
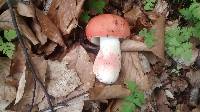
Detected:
left=47, top=60, right=81, bottom=97
left=105, top=100, right=123, bottom=112
left=36, top=8, right=65, bottom=46
left=14, top=72, right=26, bottom=104
left=11, top=55, right=47, bottom=111
left=17, top=2, right=35, bottom=17
left=150, top=15, right=165, bottom=60
left=0, top=10, right=14, bottom=30
left=124, top=6, right=143, bottom=26
left=186, top=70, right=200, bottom=88
left=38, top=41, right=57, bottom=55
left=17, top=16, right=39, bottom=45
left=120, top=52, right=150, bottom=91
left=138, top=53, right=151, bottom=73
left=0, top=0, right=5, bottom=8
left=89, top=85, right=130, bottom=100
left=121, top=39, right=150, bottom=52
left=10, top=45, right=26, bottom=81
left=0, top=57, right=16, bottom=111
left=32, top=20, right=47, bottom=45
left=48, top=0, right=85, bottom=35
left=64, top=45, right=95, bottom=91
left=155, top=90, right=171, bottom=112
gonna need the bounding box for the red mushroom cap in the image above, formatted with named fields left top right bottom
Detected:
left=86, top=14, right=130, bottom=40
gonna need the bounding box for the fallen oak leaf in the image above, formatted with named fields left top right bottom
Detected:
left=36, top=8, right=65, bottom=46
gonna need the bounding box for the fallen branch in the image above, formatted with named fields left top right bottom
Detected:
left=6, top=0, right=54, bottom=111
left=40, top=91, right=88, bottom=112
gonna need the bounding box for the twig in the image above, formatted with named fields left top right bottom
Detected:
left=40, top=91, right=88, bottom=112
left=29, top=78, right=36, bottom=112
left=6, top=0, right=54, bottom=111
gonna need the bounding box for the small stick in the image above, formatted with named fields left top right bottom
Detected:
left=6, top=0, right=54, bottom=111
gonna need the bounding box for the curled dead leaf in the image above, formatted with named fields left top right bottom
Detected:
left=89, top=85, right=130, bottom=100
left=32, top=20, right=47, bottom=45
left=17, top=16, right=39, bottom=45
left=17, top=2, right=35, bottom=17
left=36, top=8, right=65, bottom=46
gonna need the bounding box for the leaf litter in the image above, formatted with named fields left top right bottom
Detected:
left=1, top=0, right=200, bottom=112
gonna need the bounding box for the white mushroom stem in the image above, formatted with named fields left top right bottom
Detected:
left=93, top=36, right=121, bottom=84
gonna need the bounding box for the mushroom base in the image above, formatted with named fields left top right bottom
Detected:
left=93, top=37, right=121, bottom=84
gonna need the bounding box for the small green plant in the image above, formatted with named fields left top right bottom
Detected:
left=80, top=0, right=106, bottom=22
left=165, top=26, right=193, bottom=61
left=143, top=0, right=156, bottom=11
left=120, top=81, right=145, bottom=112
left=139, top=28, right=155, bottom=48
left=179, top=1, right=200, bottom=22
left=0, top=30, right=16, bottom=58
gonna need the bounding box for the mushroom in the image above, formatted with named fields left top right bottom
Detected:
left=86, top=14, right=130, bottom=84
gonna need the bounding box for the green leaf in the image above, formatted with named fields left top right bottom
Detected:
left=4, top=30, right=16, bottom=41
left=0, top=37, right=15, bottom=58
left=80, top=11, right=91, bottom=23
left=125, top=81, right=137, bottom=93
left=139, top=28, right=155, bottom=48
left=87, top=0, right=106, bottom=14
left=143, top=0, right=156, bottom=11
left=120, top=102, right=136, bottom=112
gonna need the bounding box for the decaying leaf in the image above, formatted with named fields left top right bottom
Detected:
left=120, top=52, right=150, bottom=91
left=186, top=70, right=200, bottom=88
left=124, top=6, right=143, bottom=26
left=32, top=20, right=47, bottom=45
left=15, top=72, right=26, bottom=104
left=150, top=15, right=165, bottom=60
left=89, top=85, right=130, bottom=100
left=64, top=45, right=95, bottom=91
left=48, top=0, right=85, bottom=35
left=38, top=41, right=57, bottom=55
left=0, top=57, right=16, bottom=111
left=0, top=0, right=5, bottom=8
left=17, top=2, right=35, bottom=17
left=17, top=16, right=39, bottom=45
left=121, top=39, right=150, bottom=52
left=155, top=90, right=171, bottom=112
left=10, top=45, right=26, bottom=81
left=36, top=8, right=65, bottom=46
left=138, top=53, right=151, bottom=73
left=47, top=60, right=81, bottom=97
left=11, top=55, right=47, bottom=111
left=0, top=9, right=14, bottom=30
